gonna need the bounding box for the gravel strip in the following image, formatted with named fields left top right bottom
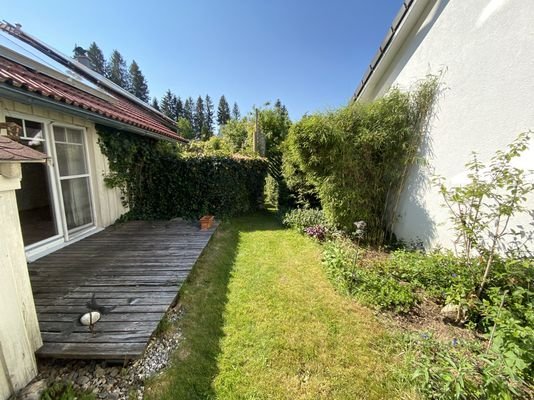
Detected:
left=21, top=307, right=183, bottom=400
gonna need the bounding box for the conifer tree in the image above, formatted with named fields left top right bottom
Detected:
left=194, top=96, right=205, bottom=139
left=128, top=60, right=149, bottom=102
left=184, top=97, right=194, bottom=126
left=232, top=102, right=240, bottom=120
left=217, top=95, right=231, bottom=126
left=87, top=42, right=106, bottom=75
left=160, top=90, right=177, bottom=120
left=151, top=97, right=160, bottom=111
left=204, top=95, right=214, bottom=138
left=175, top=97, right=184, bottom=121
left=106, top=50, right=129, bottom=89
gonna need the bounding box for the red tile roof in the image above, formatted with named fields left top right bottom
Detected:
left=0, top=56, right=186, bottom=142
left=0, top=135, right=48, bottom=162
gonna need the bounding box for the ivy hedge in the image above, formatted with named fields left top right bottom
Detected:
left=96, top=125, right=268, bottom=220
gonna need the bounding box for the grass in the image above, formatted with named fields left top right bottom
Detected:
left=145, top=211, right=414, bottom=399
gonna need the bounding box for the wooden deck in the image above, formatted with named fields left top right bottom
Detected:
left=29, top=219, right=217, bottom=361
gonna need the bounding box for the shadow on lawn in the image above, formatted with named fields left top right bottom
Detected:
left=145, top=210, right=282, bottom=400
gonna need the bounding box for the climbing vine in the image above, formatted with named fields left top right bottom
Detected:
left=96, top=125, right=268, bottom=220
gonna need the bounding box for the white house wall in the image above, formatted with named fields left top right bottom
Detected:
left=361, top=0, right=534, bottom=250
left=0, top=99, right=127, bottom=229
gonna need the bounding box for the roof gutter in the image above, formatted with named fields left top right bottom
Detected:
left=0, top=84, right=188, bottom=143
left=352, top=0, right=432, bottom=102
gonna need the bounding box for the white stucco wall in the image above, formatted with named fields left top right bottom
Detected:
left=360, top=0, right=534, bottom=249
left=0, top=164, right=41, bottom=399
left=0, top=99, right=127, bottom=230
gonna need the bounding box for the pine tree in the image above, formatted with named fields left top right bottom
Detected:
left=160, top=90, right=177, bottom=120
left=217, top=95, right=231, bottom=127
left=184, top=97, right=194, bottom=126
left=128, top=60, right=149, bottom=102
left=151, top=97, right=160, bottom=111
left=106, top=50, right=129, bottom=89
left=87, top=42, right=106, bottom=75
left=175, top=97, right=184, bottom=120
left=193, top=96, right=205, bottom=139
left=73, top=45, right=86, bottom=57
left=274, top=98, right=288, bottom=117
left=232, top=102, right=240, bottom=120
left=204, top=95, right=214, bottom=138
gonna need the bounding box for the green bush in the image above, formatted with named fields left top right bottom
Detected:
left=97, top=126, right=268, bottom=220
left=406, top=333, right=531, bottom=400
left=284, top=78, right=439, bottom=245
left=282, top=208, right=329, bottom=232
left=322, top=241, right=418, bottom=312
left=321, top=239, right=534, bottom=397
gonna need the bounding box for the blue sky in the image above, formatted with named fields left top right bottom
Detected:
left=2, top=0, right=402, bottom=119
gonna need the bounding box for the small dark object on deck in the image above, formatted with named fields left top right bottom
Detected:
left=86, top=293, right=117, bottom=314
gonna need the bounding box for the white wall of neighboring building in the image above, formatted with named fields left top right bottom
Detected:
left=359, top=0, right=534, bottom=250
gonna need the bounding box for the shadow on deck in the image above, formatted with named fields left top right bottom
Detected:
left=28, top=219, right=217, bottom=361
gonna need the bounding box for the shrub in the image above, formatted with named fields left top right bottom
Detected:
left=387, top=250, right=479, bottom=301
left=435, top=131, right=534, bottom=297
left=97, top=126, right=268, bottom=220
left=282, top=208, right=329, bottom=232
left=322, top=241, right=418, bottom=312
left=303, top=224, right=328, bottom=241
left=406, top=333, right=531, bottom=399
left=285, top=77, right=439, bottom=245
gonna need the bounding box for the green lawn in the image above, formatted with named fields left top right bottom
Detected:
left=146, top=212, right=413, bottom=400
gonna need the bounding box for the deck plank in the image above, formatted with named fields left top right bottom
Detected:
left=29, top=219, right=217, bottom=360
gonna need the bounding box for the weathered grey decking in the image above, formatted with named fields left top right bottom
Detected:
left=29, top=219, right=217, bottom=360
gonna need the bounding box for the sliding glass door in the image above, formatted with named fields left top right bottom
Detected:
left=53, top=126, right=94, bottom=235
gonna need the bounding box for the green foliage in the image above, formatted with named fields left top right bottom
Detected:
left=281, top=136, right=321, bottom=209
left=435, top=132, right=534, bottom=296
left=105, top=49, right=129, bottom=89
left=258, top=100, right=291, bottom=159
left=232, top=102, right=240, bottom=120
left=128, top=60, right=149, bottom=102
left=204, top=94, right=214, bottom=138
left=41, top=381, right=95, bottom=400
left=184, top=136, right=234, bottom=156
left=322, top=241, right=418, bottom=312
left=217, top=95, right=231, bottom=126
left=160, top=89, right=177, bottom=120
left=194, top=96, right=205, bottom=139
left=406, top=333, right=531, bottom=400
left=321, top=236, right=534, bottom=397
left=177, top=117, right=194, bottom=140
left=87, top=42, right=105, bottom=75
left=285, top=78, right=439, bottom=244
left=97, top=126, right=267, bottom=220
left=264, top=174, right=279, bottom=206
left=282, top=208, right=329, bottom=232
left=220, top=118, right=250, bottom=152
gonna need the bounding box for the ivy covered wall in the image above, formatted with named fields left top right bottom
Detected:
left=96, top=125, right=268, bottom=220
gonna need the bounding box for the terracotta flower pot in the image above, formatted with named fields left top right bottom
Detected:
left=199, top=215, right=214, bottom=230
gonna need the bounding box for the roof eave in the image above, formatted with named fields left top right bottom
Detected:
left=352, top=0, right=434, bottom=102
left=0, top=84, right=188, bottom=143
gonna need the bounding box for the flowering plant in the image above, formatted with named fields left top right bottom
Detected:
left=304, top=224, right=328, bottom=241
